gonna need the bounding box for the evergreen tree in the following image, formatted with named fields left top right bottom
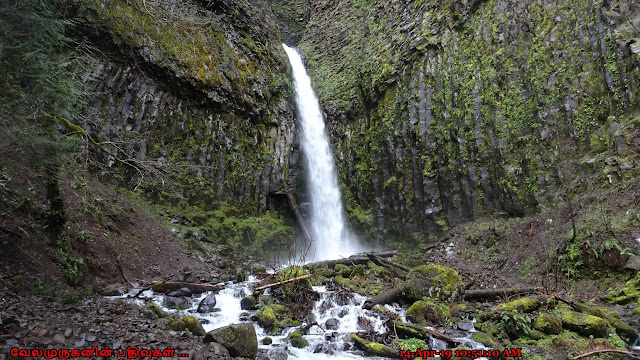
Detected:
left=0, top=0, right=91, bottom=237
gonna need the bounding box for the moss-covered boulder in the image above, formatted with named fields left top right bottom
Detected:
left=256, top=306, right=277, bottom=328
left=556, top=309, right=608, bottom=338
left=204, top=323, right=258, bottom=359
left=406, top=299, right=450, bottom=325
left=606, top=273, right=640, bottom=305
left=534, top=312, right=562, bottom=334
left=240, top=295, right=257, bottom=310
left=170, top=315, right=206, bottom=336
left=145, top=303, right=167, bottom=319
left=471, top=331, right=499, bottom=347
left=404, top=265, right=465, bottom=302
left=289, top=331, right=309, bottom=348
left=495, top=297, right=542, bottom=314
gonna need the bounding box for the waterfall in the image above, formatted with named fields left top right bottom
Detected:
left=283, top=44, right=361, bottom=261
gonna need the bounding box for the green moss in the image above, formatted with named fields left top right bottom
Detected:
left=555, top=309, right=607, bottom=338
left=404, top=265, right=465, bottom=302
left=471, top=332, right=499, bottom=347
left=406, top=299, right=450, bottom=325
left=495, top=297, right=542, bottom=314
left=170, top=315, right=206, bottom=336
left=275, top=265, right=311, bottom=297
left=534, top=312, right=562, bottom=334
left=146, top=302, right=167, bottom=319
left=606, top=273, right=640, bottom=305
left=391, top=338, right=427, bottom=352
left=256, top=306, right=277, bottom=328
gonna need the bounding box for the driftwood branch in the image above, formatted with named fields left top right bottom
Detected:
left=362, top=286, right=404, bottom=310
left=286, top=190, right=313, bottom=244
left=116, top=255, right=135, bottom=287
left=151, top=281, right=224, bottom=293
left=255, top=274, right=312, bottom=291
left=367, top=253, right=410, bottom=273
left=306, top=257, right=370, bottom=269
left=395, top=323, right=461, bottom=346
left=572, top=349, right=633, bottom=360
left=463, top=287, right=539, bottom=300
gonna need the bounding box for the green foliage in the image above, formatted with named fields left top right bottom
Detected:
left=181, top=204, right=294, bottom=255
left=499, top=309, right=533, bottom=339
left=275, top=265, right=311, bottom=298
left=391, top=338, right=426, bottom=352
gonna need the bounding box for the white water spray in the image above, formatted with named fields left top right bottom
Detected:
left=283, top=44, right=361, bottom=261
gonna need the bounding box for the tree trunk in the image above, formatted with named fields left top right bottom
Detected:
left=362, top=286, right=404, bottom=309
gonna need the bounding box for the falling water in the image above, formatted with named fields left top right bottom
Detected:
left=283, top=44, right=361, bottom=261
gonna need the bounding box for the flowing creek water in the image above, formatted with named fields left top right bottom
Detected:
left=117, top=276, right=492, bottom=359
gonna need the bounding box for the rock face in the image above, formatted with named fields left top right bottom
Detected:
left=204, top=323, right=258, bottom=359
left=404, top=265, right=465, bottom=302
left=75, top=0, right=301, bottom=255
left=296, top=0, right=640, bottom=242
left=78, top=0, right=640, bottom=247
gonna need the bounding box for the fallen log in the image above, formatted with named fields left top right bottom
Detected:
left=255, top=274, right=313, bottom=291
left=305, top=256, right=370, bottom=269
left=362, top=286, right=404, bottom=310
left=395, top=323, right=461, bottom=346
left=557, top=296, right=639, bottom=343
left=367, top=253, right=410, bottom=273
left=151, top=281, right=224, bottom=293
left=353, top=250, right=398, bottom=258
left=463, top=287, right=539, bottom=300
left=350, top=333, right=400, bottom=358
left=573, top=349, right=634, bottom=360
left=116, top=255, right=135, bottom=287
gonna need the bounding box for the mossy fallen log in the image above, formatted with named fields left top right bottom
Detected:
left=557, top=296, right=639, bottom=343
left=463, top=287, right=539, bottom=300
left=362, top=286, right=404, bottom=310
left=366, top=253, right=410, bottom=273
left=305, top=257, right=370, bottom=269
left=350, top=333, right=400, bottom=358
left=395, top=323, right=461, bottom=346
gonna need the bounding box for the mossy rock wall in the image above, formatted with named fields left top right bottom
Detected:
left=74, top=0, right=303, bottom=234
left=298, top=0, right=640, bottom=242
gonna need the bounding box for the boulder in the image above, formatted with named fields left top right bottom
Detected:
left=207, top=342, right=230, bottom=357
left=204, top=323, right=258, bottom=359
left=406, top=299, right=450, bottom=324
left=170, top=316, right=206, bottom=336
left=403, top=265, right=465, bottom=302
left=557, top=309, right=607, bottom=338
left=256, top=306, right=276, bottom=328
left=534, top=312, right=562, bottom=334
left=324, top=318, right=340, bottom=330
left=241, top=296, right=257, bottom=310
left=197, top=293, right=217, bottom=313
left=163, top=296, right=189, bottom=309
left=625, top=256, right=640, bottom=271
left=495, top=297, right=542, bottom=314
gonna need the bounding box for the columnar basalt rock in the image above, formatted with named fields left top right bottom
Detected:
left=297, top=0, right=640, bottom=242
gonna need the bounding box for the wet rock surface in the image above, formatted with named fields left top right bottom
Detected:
left=0, top=286, right=227, bottom=360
